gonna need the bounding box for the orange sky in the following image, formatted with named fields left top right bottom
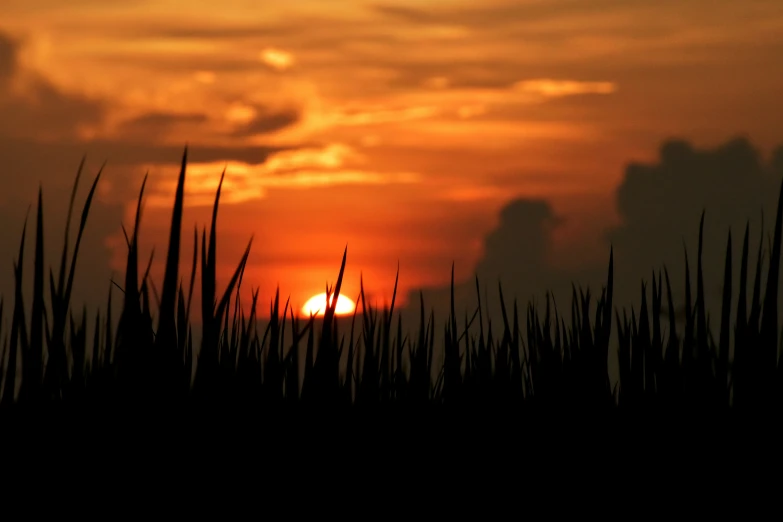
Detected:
left=1, top=0, right=782, bottom=317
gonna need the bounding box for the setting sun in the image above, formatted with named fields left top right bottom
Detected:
left=301, top=293, right=357, bottom=317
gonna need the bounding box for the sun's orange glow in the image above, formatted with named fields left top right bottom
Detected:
left=301, top=293, right=357, bottom=317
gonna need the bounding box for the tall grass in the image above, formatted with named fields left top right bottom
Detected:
left=1, top=148, right=782, bottom=417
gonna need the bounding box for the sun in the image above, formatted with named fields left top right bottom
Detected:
left=301, top=293, right=356, bottom=317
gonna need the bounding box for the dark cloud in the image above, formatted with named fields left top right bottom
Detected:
left=0, top=31, right=106, bottom=140
left=0, top=33, right=17, bottom=85
left=607, top=136, right=780, bottom=315
left=231, top=108, right=299, bottom=138
left=403, top=197, right=578, bottom=330
left=120, top=112, right=208, bottom=133
left=476, top=200, right=560, bottom=280
left=107, top=21, right=292, bottom=41
left=613, top=138, right=767, bottom=244
left=403, top=136, right=783, bottom=336
left=86, top=54, right=260, bottom=73
left=115, top=111, right=217, bottom=143
left=0, top=81, right=106, bottom=139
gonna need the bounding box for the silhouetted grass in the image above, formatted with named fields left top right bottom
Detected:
left=1, top=148, right=782, bottom=423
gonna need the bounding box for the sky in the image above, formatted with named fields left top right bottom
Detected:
left=1, top=0, right=782, bottom=324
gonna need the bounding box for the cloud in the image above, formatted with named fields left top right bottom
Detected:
left=476, top=200, right=562, bottom=279
left=264, top=143, right=360, bottom=171
left=607, top=136, right=780, bottom=314
left=92, top=20, right=289, bottom=41
left=259, top=48, right=295, bottom=71
left=0, top=31, right=107, bottom=141
left=405, top=197, right=574, bottom=328
left=122, top=112, right=208, bottom=127
left=370, top=1, right=774, bottom=35
left=403, top=136, right=783, bottom=333
left=35, top=0, right=778, bottom=142
left=140, top=143, right=421, bottom=208
left=369, top=5, right=437, bottom=24
left=118, top=111, right=209, bottom=137
left=230, top=107, right=300, bottom=137
left=323, top=105, right=441, bottom=127
left=0, top=33, right=17, bottom=85
left=513, top=79, right=617, bottom=98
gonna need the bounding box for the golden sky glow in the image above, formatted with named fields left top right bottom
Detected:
left=1, top=0, right=782, bottom=317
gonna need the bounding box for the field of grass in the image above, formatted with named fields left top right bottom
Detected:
left=1, top=148, right=781, bottom=421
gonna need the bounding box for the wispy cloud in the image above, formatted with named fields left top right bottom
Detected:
left=142, top=142, right=421, bottom=207
left=259, top=47, right=295, bottom=70
left=513, top=79, right=617, bottom=98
